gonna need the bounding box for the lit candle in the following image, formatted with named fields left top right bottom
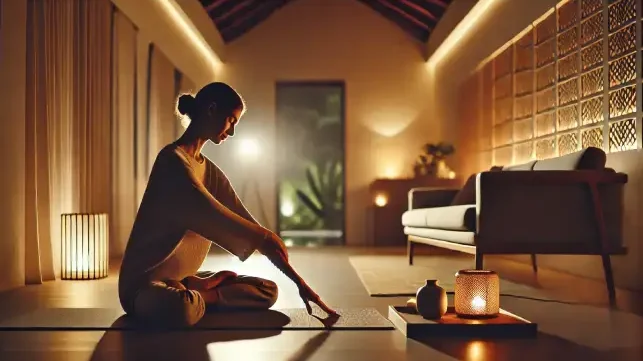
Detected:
left=471, top=295, right=486, bottom=312
left=374, top=194, right=388, bottom=207
left=454, top=269, right=500, bottom=318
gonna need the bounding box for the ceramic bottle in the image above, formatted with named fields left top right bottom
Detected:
left=415, top=279, right=448, bottom=320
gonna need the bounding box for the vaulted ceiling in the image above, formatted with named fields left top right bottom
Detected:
left=199, top=0, right=453, bottom=44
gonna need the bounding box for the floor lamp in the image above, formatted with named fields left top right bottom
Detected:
left=237, top=138, right=271, bottom=229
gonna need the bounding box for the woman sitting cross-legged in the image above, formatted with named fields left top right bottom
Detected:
left=118, top=82, right=336, bottom=327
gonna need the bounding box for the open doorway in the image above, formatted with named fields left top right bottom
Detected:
left=275, top=81, right=346, bottom=246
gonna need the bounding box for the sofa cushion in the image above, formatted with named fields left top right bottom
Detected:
left=451, top=166, right=502, bottom=205
left=404, top=227, right=475, bottom=245
left=533, top=147, right=606, bottom=170
left=502, top=160, right=537, bottom=171
left=402, top=205, right=476, bottom=232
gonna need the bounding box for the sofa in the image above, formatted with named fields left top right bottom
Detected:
left=402, top=147, right=628, bottom=305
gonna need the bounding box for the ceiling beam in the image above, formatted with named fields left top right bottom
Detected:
left=204, top=0, right=229, bottom=13
left=216, top=0, right=269, bottom=32
left=356, top=0, right=430, bottom=41
left=395, top=0, right=438, bottom=22
left=424, top=0, right=449, bottom=8
left=220, top=0, right=290, bottom=43
left=374, top=0, right=430, bottom=30
left=206, top=0, right=241, bottom=20
left=212, top=0, right=255, bottom=23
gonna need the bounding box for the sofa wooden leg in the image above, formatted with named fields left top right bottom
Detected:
left=588, top=182, right=617, bottom=307
left=601, top=253, right=617, bottom=307
left=531, top=254, right=538, bottom=273
left=475, top=250, right=483, bottom=270
left=407, top=241, right=415, bottom=265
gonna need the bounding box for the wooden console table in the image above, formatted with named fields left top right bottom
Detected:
left=368, top=177, right=462, bottom=247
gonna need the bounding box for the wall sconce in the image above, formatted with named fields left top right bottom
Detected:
left=61, top=213, right=109, bottom=280
left=374, top=193, right=388, bottom=207
left=454, top=270, right=499, bottom=318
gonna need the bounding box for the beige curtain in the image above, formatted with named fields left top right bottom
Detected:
left=146, top=47, right=179, bottom=177
left=25, top=0, right=112, bottom=282
left=111, top=10, right=137, bottom=257
left=135, top=35, right=151, bottom=207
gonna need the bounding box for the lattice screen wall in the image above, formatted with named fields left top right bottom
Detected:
left=477, top=0, right=642, bottom=167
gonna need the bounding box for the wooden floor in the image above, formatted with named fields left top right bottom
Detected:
left=0, top=247, right=642, bottom=361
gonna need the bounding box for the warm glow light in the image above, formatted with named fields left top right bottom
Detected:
left=448, top=171, right=456, bottom=179
left=466, top=341, right=486, bottom=361
left=157, top=0, right=221, bottom=72
left=280, top=200, right=295, bottom=217
left=454, top=269, right=500, bottom=318
left=238, top=138, right=260, bottom=161
left=383, top=166, right=399, bottom=179
left=374, top=193, right=388, bottom=207
left=427, top=0, right=501, bottom=68
left=471, top=296, right=486, bottom=311
left=366, top=109, right=417, bottom=137
left=61, top=213, right=109, bottom=280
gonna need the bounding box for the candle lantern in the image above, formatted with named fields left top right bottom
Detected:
left=454, top=269, right=500, bottom=318
left=61, top=213, right=109, bottom=280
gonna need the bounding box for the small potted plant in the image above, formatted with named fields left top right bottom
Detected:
left=413, top=142, right=455, bottom=178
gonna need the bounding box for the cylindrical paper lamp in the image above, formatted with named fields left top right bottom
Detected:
left=454, top=270, right=500, bottom=318
left=61, top=213, right=109, bottom=280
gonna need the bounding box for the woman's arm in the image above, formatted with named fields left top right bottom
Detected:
left=158, top=150, right=269, bottom=261
left=210, top=163, right=261, bottom=226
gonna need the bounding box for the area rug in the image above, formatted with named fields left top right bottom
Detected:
left=349, top=255, right=557, bottom=301
left=0, top=307, right=393, bottom=331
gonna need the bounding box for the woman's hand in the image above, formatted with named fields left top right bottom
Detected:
left=298, top=281, right=337, bottom=316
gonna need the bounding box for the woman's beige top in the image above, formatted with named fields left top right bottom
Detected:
left=118, top=143, right=267, bottom=312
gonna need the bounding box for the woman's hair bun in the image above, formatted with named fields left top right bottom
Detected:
left=177, top=94, right=196, bottom=116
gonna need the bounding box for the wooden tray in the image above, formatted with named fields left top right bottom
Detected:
left=388, top=306, right=537, bottom=339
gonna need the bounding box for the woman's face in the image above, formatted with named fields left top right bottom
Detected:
left=208, top=107, right=243, bottom=144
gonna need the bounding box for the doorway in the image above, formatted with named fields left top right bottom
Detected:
left=275, top=81, right=346, bottom=246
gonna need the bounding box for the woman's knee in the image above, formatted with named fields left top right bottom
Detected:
left=133, top=281, right=206, bottom=327
left=257, top=278, right=278, bottom=307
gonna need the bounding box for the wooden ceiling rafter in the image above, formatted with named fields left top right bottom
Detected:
left=356, top=0, right=431, bottom=41
left=374, top=0, right=431, bottom=30
left=199, top=0, right=452, bottom=44
left=219, top=0, right=291, bottom=43
left=424, top=0, right=449, bottom=8
left=399, top=0, right=437, bottom=21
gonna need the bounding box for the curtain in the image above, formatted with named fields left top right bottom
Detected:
left=135, top=35, right=151, bottom=207
left=25, top=0, right=112, bottom=282
left=146, top=46, right=178, bottom=178
left=111, top=10, right=137, bottom=257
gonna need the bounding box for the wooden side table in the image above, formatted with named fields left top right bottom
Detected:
left=368, top=177, right=462, bottom=247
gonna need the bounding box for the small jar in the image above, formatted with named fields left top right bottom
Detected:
left=415, top=279, right=448, bottom=320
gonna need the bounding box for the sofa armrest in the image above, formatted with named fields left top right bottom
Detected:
left=408, top=188, right=460, bottom=210
left=474, top=170, right=627, bottom=251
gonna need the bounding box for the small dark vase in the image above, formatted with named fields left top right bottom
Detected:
left=415, top=280, right=448, bottom=320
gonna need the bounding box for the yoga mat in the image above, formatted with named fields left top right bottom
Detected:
left=0, top=307, right=394, bottom=331
left=349, top=255, right=559, bottom=301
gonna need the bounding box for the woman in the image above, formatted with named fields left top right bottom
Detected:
left=118, top=82, right=336, bottom=327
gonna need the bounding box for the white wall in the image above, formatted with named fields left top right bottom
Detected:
left=111, top=0, right=222, bottom=86
left=0, top=0, right=27, bottom=292
left=208, top=0, right=439, bottom=246
left=432, top=0, right=643, bottom=291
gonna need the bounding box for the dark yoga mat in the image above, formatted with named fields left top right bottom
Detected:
left=0, top=307, right=394, bottom=331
